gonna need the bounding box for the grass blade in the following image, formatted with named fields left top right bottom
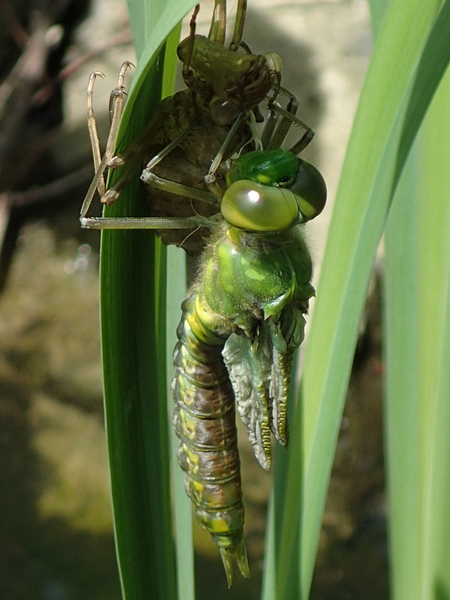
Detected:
left=385, top=54, right=450, bottom=600
left=98, top=1, right=198, bottom=599
left=166, top=246, right=195, bottom=600
left=262, top=0, right=448, bottom=598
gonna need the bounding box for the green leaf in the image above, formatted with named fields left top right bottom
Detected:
left=166, top=246, right=195, bottom=600
left=263, top=0, right=450, bottom=598
left=98, top=1, right=198, bottom=599
left=385, top=25, right=450, bottom=600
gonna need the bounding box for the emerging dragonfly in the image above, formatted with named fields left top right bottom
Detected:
left=81, top=0, right=326, bottom=587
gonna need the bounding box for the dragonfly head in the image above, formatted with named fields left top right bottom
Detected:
left=223, top=149, right=327, bottom=231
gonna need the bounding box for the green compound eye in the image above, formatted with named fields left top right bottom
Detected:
left=221, top=179, right=300, bottom=232
left=291, top=159, right=327, bottom=221
left=225, top=149, right=327, bottom=226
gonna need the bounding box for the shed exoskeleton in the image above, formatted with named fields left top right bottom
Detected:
left=80, top=0, right=314, bottom=252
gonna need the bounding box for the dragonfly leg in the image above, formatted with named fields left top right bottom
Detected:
left=81, top=92, right=221, bottom=230
left=81, top=214, right=216, bottom=230
left=87, top=71, right=106, bottom=198
left=80, top=61, right=134, bottom=219
left=208, top=0, right=226, bottom=45
left=229, top=0, right=247, bottom=51
left=263, top=92, right=298, bottom=150
left=143, top=112, right=250, bottom=207
left=141, top=170, right=219, bottom=206
left=181, top=4, right=200, bottom=77
left=83, top=88, right=211, bottom=224
left=204, top=113, right=246, bottom=198
left=84, top=105, right=222, bottom=228
left=262, top=86, right=315, bottom=154
left=139, top=120, right=220, bottom=207
left=99, top=93, right=185, bottom=206
left=106, top=61, right=135, bottom=157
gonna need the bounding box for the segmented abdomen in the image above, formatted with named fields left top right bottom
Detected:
left=171, top=293, right=249, bottom=579
left=171, top=217, right=315, bottom=584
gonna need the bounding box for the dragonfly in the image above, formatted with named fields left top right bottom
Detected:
left=80, top=0, right=326, bottom=587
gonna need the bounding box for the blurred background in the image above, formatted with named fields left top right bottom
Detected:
left=0, top=0, right=386, bottom=598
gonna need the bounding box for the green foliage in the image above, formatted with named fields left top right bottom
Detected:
left=99, top=1, right=198, bottom=600
left=384, top=5, right=450, bottom=598
left=262, top=0, right=450, bottom=598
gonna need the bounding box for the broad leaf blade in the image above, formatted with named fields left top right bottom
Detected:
left=263, top=0, right=448, bottom=598
left=385, top=53, right=450, bottom=600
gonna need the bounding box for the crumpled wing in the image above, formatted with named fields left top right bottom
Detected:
left=222, top=306, right=307, bottom=470
left=222, top=327, right=272, bottom=470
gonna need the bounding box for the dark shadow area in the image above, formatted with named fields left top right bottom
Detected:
left=195, top=550, right=261, bottom=600
left=310, top=275, right=388, bottom=600
left=435, top=577, right=450, bottom=600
